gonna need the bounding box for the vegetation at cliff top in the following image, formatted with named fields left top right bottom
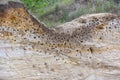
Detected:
left=21, top=0, right=120, bottom=27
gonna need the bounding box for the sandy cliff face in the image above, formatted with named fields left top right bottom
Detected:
left=0, top=1, right=120, bottom=80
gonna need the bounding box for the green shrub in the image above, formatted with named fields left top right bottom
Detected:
left=21, top=0, right=73, bottom=17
